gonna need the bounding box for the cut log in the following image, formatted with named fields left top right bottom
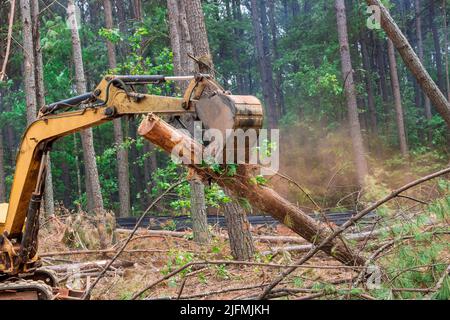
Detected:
left=138, top=114, right=366, bottom=266
left=44, top=260, right=133, bottom=273
left=115, top=229, right=188, bottom=237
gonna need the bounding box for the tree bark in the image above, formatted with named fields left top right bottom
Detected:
left=190, top=179, right=210, bottom=244
left=443, top=0, right=450, bottom=101
left=172, top=0, right=211, bottom=244
left=360, top=31, right=378, bottom=135
left=184, top=0, right=214, bottom=74
left=103, top=0, right=131, bottom=217
left=167, top=0, right=254, bottom=255
left=138, top=114, right=366, bottom=267
left=30, top=0, right=54, bottom=217
left=387, top=39, right=409, bottom=157
left=268, top=0, right=284, bottom=118
left=365, top=0, right=450, bottom=129
left=67, top=0, right=104, bottom=213
left=429, top=0, right=445, bottom=93
left=223, top=196, right=255, bottom=260
left=0, top=92, right=6, bottom=203
left=249, top=0, right=278, bottom=128
left=19, top=0, right=37, bottom=124
left=415, top=0, right=432, bottom=122
left=132, top=0, right=143, bottom=22
left=335, top=0, right=369, bottom=187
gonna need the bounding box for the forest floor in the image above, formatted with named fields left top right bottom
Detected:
left=38, top=218, right=363, bottom=300
left=37, top=204, right=449, bottom=300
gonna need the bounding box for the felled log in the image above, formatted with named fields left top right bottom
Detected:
left=44, top=260, right=134, bottom=273
left=138, top=114, right=366, bottom=266
left=115, top=229, right=188, bottom=238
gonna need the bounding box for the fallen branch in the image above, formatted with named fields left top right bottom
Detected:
left=115, top=229, right=188, bottom=238
left=258, top=166, right=450, bottom=299
left=40, top=248, right=173, bottom=257
left=44, top=260, right=133, bottom=273
left=131, top=259, right=363, bottom=300
left=424, top=264, right=450, bottom=300
left=260, top=226, right=403, bottom=255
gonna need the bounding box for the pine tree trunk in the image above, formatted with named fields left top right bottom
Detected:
left=387, top=39, right=409, bottom=157
left=360, top=31, right=378, bottom=135
left=376, top=38, right=389, bottom=104
left=132, top=0, right=143, bottom=22
left=429, top=0, right=445, bottom=92
left=415, top=0, right=432, bottom=121
left=30, top=0, right=54, bottom=216
left=223, top=196, right=255, bottom=260
left=335, top=0, right=369, bottom=187
left=67, top=0, right=104, bottom=213
left=184, top=0, right=214, bottom=74
left=168, top=1, right=254, bottom=256
left=443, top=0, right=450, bottom=101
left=268, top=0, right=285, bottom=118
left=176, top=0, right=211, bottom=244
left=103, top=0, right=131, bottom=217
left=249, top=0, right=278, bottom=128
left=190, top=179, right=210, bottom=244
left=19, top=0, right=37, bottom=124
left=0, top=92, right=6, bottom=203
left=365, top=0, right=450, bottom=129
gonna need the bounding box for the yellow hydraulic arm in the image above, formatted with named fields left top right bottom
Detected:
left=0, top=74, right=263, bottom=276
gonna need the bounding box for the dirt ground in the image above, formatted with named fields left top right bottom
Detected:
left=38, top=217, right=358, bottom=300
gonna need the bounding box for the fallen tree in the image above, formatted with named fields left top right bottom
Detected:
left=365, top=0, right=450, bottom=128
left=138, top=114, right=366, bottom=266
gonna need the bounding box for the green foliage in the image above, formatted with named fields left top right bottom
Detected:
left=99, top=28, right=123, bottom=43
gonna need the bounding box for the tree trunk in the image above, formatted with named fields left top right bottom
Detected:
left=365, top=0, right=450, bottom=129
left=443, top=0, right=450, bottom=101
left=102, top=0, right=131, bottom=217
left=168, top=1, right=254, bottom=255
left=429, top=0, right=445, bottom=93
left=167, top=0, right=182, bottom=76
left=0, top=92, right=6, bottom=203
left=249, top=0, right=278, bottom=128
left=223, top=196, right=255, bottom=260
left=335, top=0, right=369, bottom=187
left=138, top=114, right=366, bottom=267
left=30, top=0, right=54, bottom=216
left=61, top=161, right=71, bottom=208
left=184, top=0, right=214, bottom=74
left=19, top=0, right=37, bottom=124
left=415, top=0, right=432, bottom=123
left=174, top=0, right=211, bottom=244
left=387, top=39, right=409, bottom=157
left=67, top=0, right=104, bottom=213
left=132, top=0, right=143, bottom=22
left=376, top=38, right=389, bottom=104
left=360, top=31, right=377, bottom=135
left=268, top=0, right=284, bottom=118
left=190, top=179, right=210, bottom=244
